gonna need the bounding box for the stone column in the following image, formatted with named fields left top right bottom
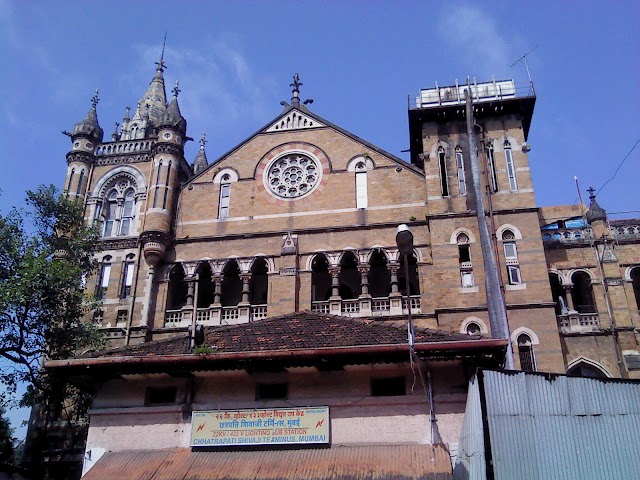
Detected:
left=389, top=263, right=402, bottom=315
left=358, top=265, right=371, bottom=316
left=564, top=286, right=575, bottom=311
left=329, top=267, right=341, bottom=315
left=240, top=274, right=251, bottom=305
left=213, top=276, right=222, bottom=305
left=186, top=276, right=196, bottom=307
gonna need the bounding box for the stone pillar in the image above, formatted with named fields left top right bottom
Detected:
left=358, top=265, right=372, bottom=316
left=389, top=263, right=403, bottom=315
left=329, top=267, right=341, bottom=315
left=564, top=286, right=575, bottom=312
left=240, top=274, right=251, bottom=305
left=186, top=277, right=196, bottom=307
left=213, top=276, right=222, bottom=305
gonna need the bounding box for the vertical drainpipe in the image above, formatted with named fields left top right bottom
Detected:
left=465, top=88, right=514, bottom=369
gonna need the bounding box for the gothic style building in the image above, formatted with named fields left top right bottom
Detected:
left=47, top=59, right=640, bottom=477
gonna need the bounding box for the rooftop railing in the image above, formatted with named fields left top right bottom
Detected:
left=413, top=79, right=535, bottom=109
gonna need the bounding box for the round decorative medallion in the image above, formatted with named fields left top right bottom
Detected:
left=163, top=132, right=172, bottom=140
left=266, top=153, right=320, bottom=199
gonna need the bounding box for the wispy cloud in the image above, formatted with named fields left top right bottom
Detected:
left=122, top=37, right=278, bottom=142
left=438, top=3, right=522, bottom=78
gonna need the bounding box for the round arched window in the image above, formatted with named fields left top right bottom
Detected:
left=266, top=152, right=321, bottom=199
left=466, top=322, right=481, bottom=335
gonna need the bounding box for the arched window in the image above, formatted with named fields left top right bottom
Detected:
left=549, top=272, right=566, bottom=315
left=517, top=333, right=536, bottom=372
left=502, top=229, right=522, bottom=285
left=102, top=190, right=118, bottom=237
left=466, top=322, right=482, bottom=335
left=398, top=253, right=420, bottom=296
left=455, top=147, right=466, bottom=195
left=486, top=144, right=498, bottom=192
left=119, top=189, right=135, bottom=235
left=96, top=256, right=112, bottom=299
left=97, top=175, right=138, bottom=237
left=338, top=251, right=360, bottom=300
left=504, top=140, right=517, bottom=191
left=311, top=254, right=331, bottom=302
left=567, top=361, right=608, bottom=378
left=153, top=161, right=163, bottom=208
left=437, top=146, right=449, bottom=196
left=67, top=168, right=75, bottom=194
left=250, top=258, right=269, bottom=305
left=631, top=267, right=640, bottom=311
left=120, top=254, right=135, bottom=298
left=571, top=271, right=596, bottom=314
left=162, top=161, right=172, bottom=210
left=355, top=162, right=368, bottom=209
left=368, top=250, right=391, bottom=298
left=457, top=233, right=474, bottom=288
left=196, top=262, right=214, bottom=308
left=220, top=261, right=242, bottom=307
left=76, top=169, right=85, bottom=196
left=219, top=174, right=232, bottom=219
left=167, top=264, right=187, bottom=310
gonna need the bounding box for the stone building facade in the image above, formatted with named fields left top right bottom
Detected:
left=62, top=64, right=640, bottom=380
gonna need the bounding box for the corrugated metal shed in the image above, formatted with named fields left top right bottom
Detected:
left=82, top=444, right=453, bottom=480
left=452, top=375, right=485, bottom=480
left=454, top=370, right=640, bottom=480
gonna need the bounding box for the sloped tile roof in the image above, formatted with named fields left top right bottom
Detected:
left=82, top=311, right=487, bottom=359
left=82, top=445, right=453, bottom=480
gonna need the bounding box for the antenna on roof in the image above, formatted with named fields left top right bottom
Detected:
left=510, top=45, right=538, bottom=85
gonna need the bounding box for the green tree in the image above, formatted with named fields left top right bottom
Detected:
left=0, top=404, right=16, bottom=464
left=0, top=185, right=102, bottom=401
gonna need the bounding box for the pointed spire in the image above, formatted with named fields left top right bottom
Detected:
left=131, top=38, right=169, bottom=128
left=290, top=73, right=302, bottom=107
left=158, top=79, right=187, bottom=134
left=193, top=132, right=209, bottom=175
left=586, top=186, right=607, bottom=223
left=71, top=90, right=104, bottom=142
left=112, top=122, right=120, bottom=141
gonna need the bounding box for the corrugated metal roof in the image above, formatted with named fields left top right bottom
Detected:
left=452, top=375, right=486, bottom=480
left=82, top=445, right=453, bottom=480
left=482, top=370, right=640, bottom=480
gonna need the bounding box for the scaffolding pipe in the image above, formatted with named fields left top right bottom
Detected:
left=464, top=88, right=514, bottom=369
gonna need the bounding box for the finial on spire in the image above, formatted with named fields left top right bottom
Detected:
left=291, top=73, right=302, bottom=97
left=200, top=132, right=207, bottom=149
left=124, top=106, right=131, bottom=120
left=172, top=80, right=181, bottom=97
left=91, top=89, right=100, bottom=108
left=156, top=31, right=168, bottom=72
left=587, top=186, right=596, bottom=200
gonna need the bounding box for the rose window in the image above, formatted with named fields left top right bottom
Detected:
left=267, top=153, right=320, bottom=199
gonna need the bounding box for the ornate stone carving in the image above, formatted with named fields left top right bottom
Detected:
left=96, top=238, right=139, bottom=251
left=140, top=230, right=170, bottom=266
left=152, top=143, right=183, bottom=156
left=95, top=154, right=153, bottom=166
left=66, top=151, right=94, bottom=165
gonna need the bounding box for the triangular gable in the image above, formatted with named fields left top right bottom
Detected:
left=263, top=108, right=326, bottom=132
left=185, top=104, right=424, bottom=185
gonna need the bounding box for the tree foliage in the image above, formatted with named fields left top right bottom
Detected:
left=0, top=404, right=15, bottom=464
left=0, top=186, right=102, bottom=403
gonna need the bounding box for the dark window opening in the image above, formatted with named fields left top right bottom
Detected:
left=567, top=362, right=608, bottom=378
left=221, top=260, right=242, bottom=307
left=549, top=273, right=566, bottom=315
left=517, top=334, right=536, bottom=372
left=167, top=264, right=188, bottom=310
left=311, top=254, right=331, bottom=302
left=371, top=377, right=406, bottom=397
left=631, top=267, right=640, bottom=311
left=256, top=383, right=288, bottom=400
left=146, top=386, right=177, bottom=405
left=196, top=262, right=215, bottom=308
left=368, top=250, right=391, bottom=298
left=338, top=251, right=360, bottom=300
left=438, top=147, right=449, bottom=196
left=571, top=271, right=596, bottom=314
left=458, top=245, right=471, bottom=263
left=116, top=310, right=128, bottom=324
left=250, top=258, right=269, bottom=305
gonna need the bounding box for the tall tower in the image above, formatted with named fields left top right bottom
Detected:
left=63, top=91, right=103, bottom=202
left=408, top=79, right=565, bottom=372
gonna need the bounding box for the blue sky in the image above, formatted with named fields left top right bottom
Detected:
left=1, top=0, right=639, bottom=438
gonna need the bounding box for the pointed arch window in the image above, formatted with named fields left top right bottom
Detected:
left=457, top=233, right=474, bottom=288
left=76, top=169, right=85, bottom=196
left=102, top=191, right=118, bottom=237
left=162, top=161, right=172, bottom=210
left=438, top=146, right=449, bottom=196
left=486, top=145, right=498, bottom=192
left=502, top=229, right=522, bottom=285
left=196, top=262, right=215, bottom=308
left=517, top=333, right=536, bottom=371
left=631, top=267, right=640, bottom=311
left=221, top=261, right=242, bottom=307
left=250, top=258, right=269, bottom=305
left=119, top=189, right=135, bottom=235
left=311, top=254, right=331, bottom=303
left=398, top=253, right=420, bottom=296
left=120, top=254, right=135, bottom=298
left=571, top=271, right=596, bottom=314
left=368, top=250, right=391, bottom=298
left=167, top=264, right=187, bottom=310
left=67, top=168, right=75, bottom=195
left=504, top=140, right=517, bottom=191
left=97, top=176, right=138, bottom=237
left=338, top=252, right=360, bottom=300
left=455, top=147, right=466, bottom=195
left=96, top=256, right=112, bottom=299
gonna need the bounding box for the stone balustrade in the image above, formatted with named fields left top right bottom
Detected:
left=557, top=312, right=600, bottom=333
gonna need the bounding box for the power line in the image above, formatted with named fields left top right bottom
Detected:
left=596, top=137, right=640, bottom=196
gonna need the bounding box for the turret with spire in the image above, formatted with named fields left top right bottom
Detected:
left=193, top=132, right=209, bottom=174
left=63, top=91, right=103, bottom=200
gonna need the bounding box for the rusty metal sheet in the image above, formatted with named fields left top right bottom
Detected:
left=83, top=444, right=452, bottom=480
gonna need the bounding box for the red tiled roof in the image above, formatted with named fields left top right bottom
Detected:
left=82, top=445, right=453, bottom=480
left=81, top=311, right=488, bottom=359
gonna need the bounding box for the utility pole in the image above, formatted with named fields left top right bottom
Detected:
left=465, top=87, right=514, bottom=369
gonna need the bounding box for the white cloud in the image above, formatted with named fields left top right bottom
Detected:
left=123, top=37, right=278, bottom=142
left=438, top=3, right=521, bottom=78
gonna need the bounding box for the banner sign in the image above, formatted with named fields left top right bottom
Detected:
left=190, top=406, right=330, bottom=447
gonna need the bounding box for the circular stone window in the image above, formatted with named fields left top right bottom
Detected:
left=265, top=152, right=321, bottom=199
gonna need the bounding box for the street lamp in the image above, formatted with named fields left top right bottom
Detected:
left=396, top=224, right=415, bottom=349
